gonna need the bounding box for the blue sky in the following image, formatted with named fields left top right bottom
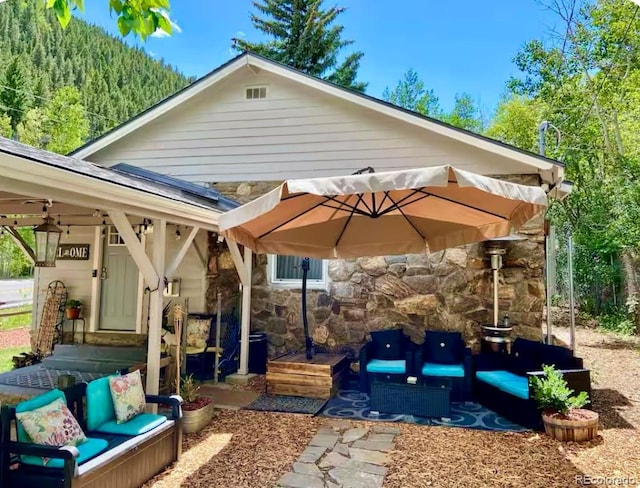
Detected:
left=79, top=1, right=560, bottom=115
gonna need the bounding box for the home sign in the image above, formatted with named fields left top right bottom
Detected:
left=57, top=244, right=90, bottom=260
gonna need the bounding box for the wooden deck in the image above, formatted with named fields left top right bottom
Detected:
left=266, top=353, right=349, bottom=399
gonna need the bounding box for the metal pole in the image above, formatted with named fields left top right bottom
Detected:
left=539, top=121, right=553, bottom=345
left=545, top=234, right=553, bottom=344
left=567, top=229, right=576, bottom=351
left=214, top=292, right=222, bottom=384
left=493, top=268, right=499, bottom=327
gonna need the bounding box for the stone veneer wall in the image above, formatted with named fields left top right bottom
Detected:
left=208, top=176, right=546, bottom=356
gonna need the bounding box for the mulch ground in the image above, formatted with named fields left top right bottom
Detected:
left=0, top=327, right=30, bottom=348
left=143, top=326, right=640, bottom=488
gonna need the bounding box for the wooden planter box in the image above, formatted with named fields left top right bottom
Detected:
left=266, top=353, right=348, bottom=399
left=542, top=409, right=599, bottom=442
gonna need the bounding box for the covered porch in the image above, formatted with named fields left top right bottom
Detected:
left=0, top=137, right=254, bottom=397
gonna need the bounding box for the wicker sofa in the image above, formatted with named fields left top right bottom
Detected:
left=474, top=338, right=591, bottom=430
left=0, top=381, right=182, bottom=488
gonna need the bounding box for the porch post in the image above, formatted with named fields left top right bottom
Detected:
left=238, top=246, right=252, bottom=375
left=146, top=219, right=167, bottom=398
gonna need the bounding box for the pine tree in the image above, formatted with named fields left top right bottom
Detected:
left=234, top=0, right=367, bottom=92
left=0, top=57, right=30, bottom=130
left=0, top=1, right=191, bottom=143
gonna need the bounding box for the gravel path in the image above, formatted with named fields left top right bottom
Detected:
left=0, top=327, right=30, bottom=348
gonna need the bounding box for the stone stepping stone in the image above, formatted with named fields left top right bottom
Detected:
left=367, top=433, right=395, bottom=443
left=310, top=433, right=339, bottom=449
left=328, top=467, right=384, bottom=488
left=342, top=459, right=387, bottom=476
left=277, top=472, right=325, bottom=488
left=298, top=446, right=327, bottom=463
left=342, top=427, right=368, bottom=443
left=372, top=425, right=400, bottom=434
left=293, top=462, right=323, bottom=478
left=334, top=442, right=349, bottom=456
left=319, top=451, right=350, bottom=469
left=351, top=440, right=394, bottom=452
left=349, top=447, right=389, bottom=466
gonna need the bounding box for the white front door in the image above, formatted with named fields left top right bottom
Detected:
left=99, top=226, right=139, bottom=331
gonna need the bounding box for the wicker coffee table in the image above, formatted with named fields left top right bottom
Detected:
left=370, top=378, right=451, bottom=417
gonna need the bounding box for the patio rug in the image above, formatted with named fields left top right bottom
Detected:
left=243, top=394, right=328, bottom=415
left=0, top=365, right=108, bottom=390
left=321, top=388, right=527, bottom=432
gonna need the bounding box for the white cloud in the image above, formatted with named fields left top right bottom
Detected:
left=151, top=10, right=182, bottom=38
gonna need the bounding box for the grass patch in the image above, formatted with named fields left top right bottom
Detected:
left=0, top=345, right=31, bottom=373
left=0, top=305, right=32, bottom=330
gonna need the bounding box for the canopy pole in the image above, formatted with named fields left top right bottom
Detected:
left=301, top=257, right=313, bottom=359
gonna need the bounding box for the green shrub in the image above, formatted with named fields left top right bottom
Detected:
left=598, top=311, right=636, bottom=335
left=530, top=365, right=589, bottom=415
left=177, top=374, right=200, bottom=404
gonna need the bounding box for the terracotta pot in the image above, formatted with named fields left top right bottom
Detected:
left=182, top=399, right=214, bottom=434
left=542, top=409, right=599, bottom=442
left=66, top=308, right=81, bottom=320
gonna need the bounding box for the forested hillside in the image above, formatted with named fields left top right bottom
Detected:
left=0, top=0, right=191, bottom=144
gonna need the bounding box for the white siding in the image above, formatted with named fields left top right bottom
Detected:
left=32, top=228, right=94, bottom=338
left=88, top=67, right=541, bottom=182
left=32, top=226, right=208, bottom=338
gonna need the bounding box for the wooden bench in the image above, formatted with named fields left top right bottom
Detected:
left=0, top=382, right=183, bottom=488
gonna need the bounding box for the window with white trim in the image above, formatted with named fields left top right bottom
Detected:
left=107, top=225, right=125, bottom=246
left=268, top=255, right=328, bottom=289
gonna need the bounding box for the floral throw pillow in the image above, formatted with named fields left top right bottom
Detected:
left=16, top=397, right=87, bottom=465
left=186, top=318, right=211, bottom=348
left=109, top=370, right=146, bottom=424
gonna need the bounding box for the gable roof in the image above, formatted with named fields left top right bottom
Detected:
left=70, top=52, right=563, bottom=176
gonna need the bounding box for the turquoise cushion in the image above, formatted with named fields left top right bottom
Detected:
left=96, top=413, right=166, bottom=436
left=15, top=389, right=66, bottom=443
left=86, top=377, right=116, bottom=431
left=21, top=437, right=108, bottom=469
left=421, top=362, right=465, bottom=378
left=366, top=359, right=406, bottom=374
left=476, top=370, right=530, bottom=400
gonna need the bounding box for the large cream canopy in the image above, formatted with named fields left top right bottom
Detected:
left=219, top=166, right=547, bottom=259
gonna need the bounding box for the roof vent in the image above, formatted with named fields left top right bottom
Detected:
left=246, top=86, right=267, bottom=99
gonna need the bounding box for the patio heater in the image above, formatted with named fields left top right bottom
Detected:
left=480, top=236, right=522, bottom=353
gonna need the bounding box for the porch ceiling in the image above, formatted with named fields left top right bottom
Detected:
left=0, top=190, right=149, bottom=227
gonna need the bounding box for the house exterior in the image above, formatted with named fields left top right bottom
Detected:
left=68, top=52, right=568, bottom=358
left=0, top=136, right=230, bottom=394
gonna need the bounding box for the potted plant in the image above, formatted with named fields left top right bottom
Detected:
left=178, top=374, right=214, bottom=434
left=530, top=365, right=599, bottom=442
left=65, top=299, right=82, bottom=320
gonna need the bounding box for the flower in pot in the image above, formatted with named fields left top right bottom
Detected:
left=65, top=299, right=82, bottom=320
left=177, top=374, right=214, bottom=434
left=530, top=364, right=598, bottom=442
